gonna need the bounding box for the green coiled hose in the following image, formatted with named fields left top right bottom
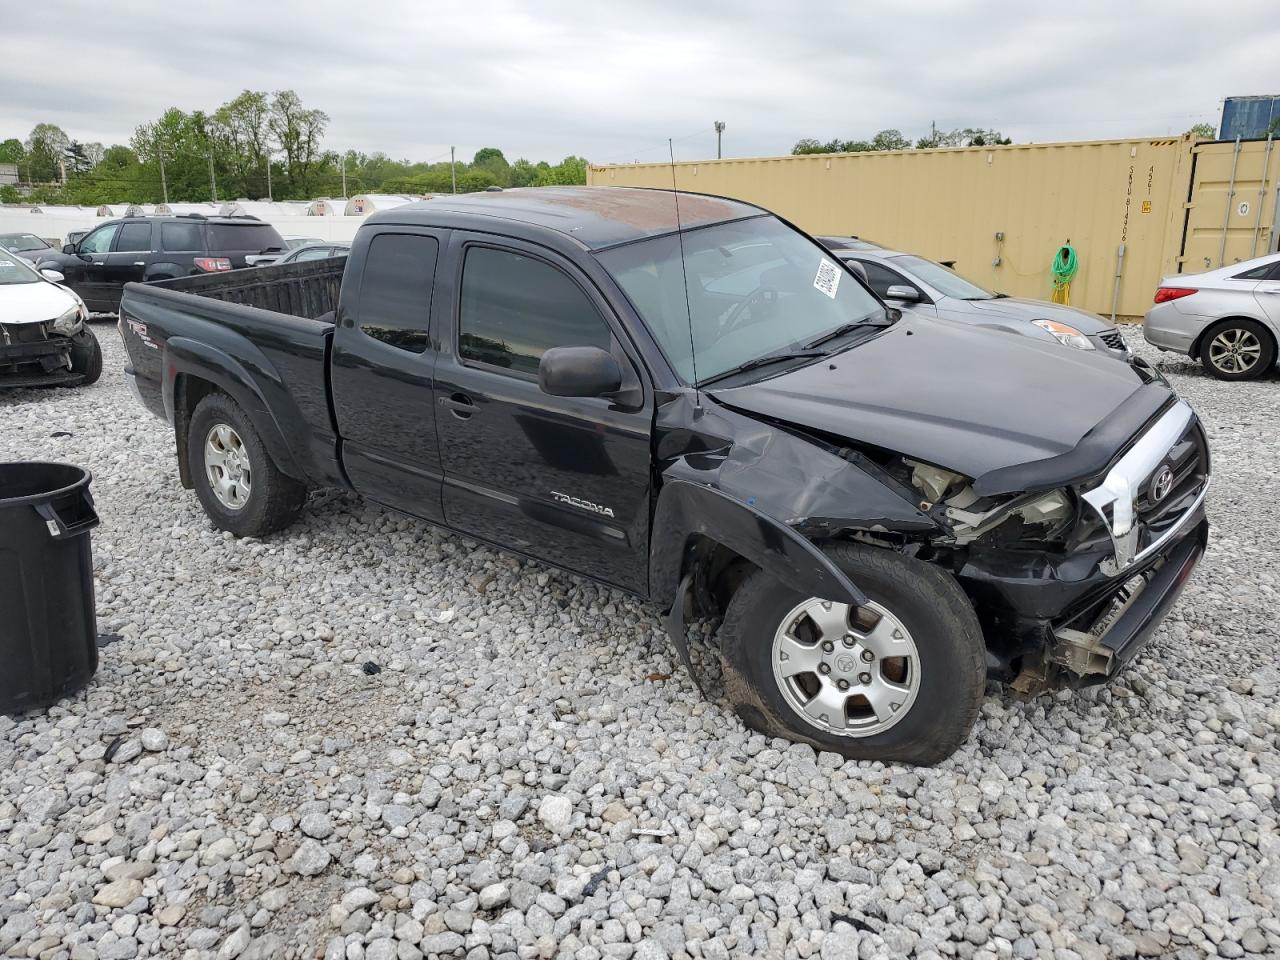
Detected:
left=1051, top=244, right=1078, bottom=304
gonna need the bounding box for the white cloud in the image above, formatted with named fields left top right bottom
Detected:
left=1, top=0, right=1273, bottom=163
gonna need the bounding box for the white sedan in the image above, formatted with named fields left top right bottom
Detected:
left=0, top=255, right=102, bottom=388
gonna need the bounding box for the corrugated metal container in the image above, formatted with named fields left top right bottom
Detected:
left=590, top=137, right=1196, bottom=319
left=1178, top=137, right=1279, bottom=275
left=1220, top=96, right=1280, bottom=140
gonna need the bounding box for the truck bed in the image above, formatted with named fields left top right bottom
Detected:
left=119, top=258, right=348, bottom=490
left=148, top=256, right=345, bottom=319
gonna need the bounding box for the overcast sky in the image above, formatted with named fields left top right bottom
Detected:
left=3, top=0, right=1276, bottom=165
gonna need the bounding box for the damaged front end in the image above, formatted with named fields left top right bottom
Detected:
left=0, top=321, right=81, bottom=388
left=885, top=400, right=1211, bottom=694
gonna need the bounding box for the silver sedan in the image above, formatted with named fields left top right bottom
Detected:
left=830, top=248, right=1131, bottom=359
left=1143, top=252, right=1280, bottom=380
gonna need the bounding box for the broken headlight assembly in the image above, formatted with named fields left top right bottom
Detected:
left=903, top=460, right=1077, bottom=547
left=51, top=303, right=86, bottom=337
left=1032, top=318, right=1095, bottom=351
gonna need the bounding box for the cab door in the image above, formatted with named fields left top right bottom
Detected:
left=102, top=220, right=155, bottom=309
left=432, top=234, right=654, bottom=594
left=331, top=229, right=446, bottom=523
left=62, top=222, right=120, bottom=311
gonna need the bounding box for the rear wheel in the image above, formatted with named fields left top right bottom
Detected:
left=67, top=329, right=102, bottom=386
left=187, top=392, right=306, bottom=537
left=719, top=543, right=985, bottom=765
left=1201, top=319, right=1275, bottom=380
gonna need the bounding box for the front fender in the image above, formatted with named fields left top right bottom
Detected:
left=649, top=479, right=867, bottom=608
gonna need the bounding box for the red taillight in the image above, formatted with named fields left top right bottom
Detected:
left=194, top=257, right=232, bottom=272
left=1153, top=286, right=1197, bottom=304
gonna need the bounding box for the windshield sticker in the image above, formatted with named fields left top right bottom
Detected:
left=0, top=259, right=15, bottom=267
left=814, top=259, right=841, bottom=299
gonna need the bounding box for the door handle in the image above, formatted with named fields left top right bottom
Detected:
left=1258, top=288, right=1280, bottom=294
left=440, top=394, right=477, bottom=418
left=133, top=261, right=145, bottom=266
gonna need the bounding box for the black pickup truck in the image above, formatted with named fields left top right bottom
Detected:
left=119, top=187, right=1209, bottom=764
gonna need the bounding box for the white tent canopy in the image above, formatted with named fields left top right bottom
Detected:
left=155, top=202, right=222, bottom=216
left=344, top=194, right=413, bottom=216
left=306, top=199, right=349, bottom=216
left=220, top=200, right=310, bottom=218
left=96, top=204, right=131, bottom=217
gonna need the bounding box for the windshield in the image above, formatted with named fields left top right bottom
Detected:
left=0, top=234, right=51, bottom=253
left=599, top=216, right=884, bottom=383
left=890, top=254, right=994, bottom=300
left=0, top=255, right=40, bottom=285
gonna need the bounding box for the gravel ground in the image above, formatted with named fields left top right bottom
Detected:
left=1, top=325, right=1277, bottom=960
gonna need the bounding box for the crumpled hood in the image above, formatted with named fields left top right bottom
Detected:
left=709, top=315, right=1153, bottom=480
left=961, top=296, right=1114, bottom=333
left=0, top=279, right=77, bottom=325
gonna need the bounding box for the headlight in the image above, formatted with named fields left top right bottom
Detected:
left=51, top=304, right=85, bottom=336
left=951, top=488, right=1077, bottom=545
left=1032, top=319, right=1095, bottom=351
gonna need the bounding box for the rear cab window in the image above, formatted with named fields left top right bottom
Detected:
left=458, top=246, right=613, bottom=377
left=356, top=233, right=439, bottom=353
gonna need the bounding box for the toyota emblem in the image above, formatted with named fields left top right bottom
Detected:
left=1149, top=465, right=1175, bottom=503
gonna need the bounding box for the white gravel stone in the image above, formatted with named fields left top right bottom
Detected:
left=0, top=331, right=1276, bottom=960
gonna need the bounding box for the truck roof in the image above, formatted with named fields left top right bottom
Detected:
left=365, top=186, right=765, bottom=250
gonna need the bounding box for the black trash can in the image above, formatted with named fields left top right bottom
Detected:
left=0, top=462, right=101, bottom=714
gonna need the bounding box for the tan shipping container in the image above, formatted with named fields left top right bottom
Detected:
left=589, top=135, right=1241, bottom=321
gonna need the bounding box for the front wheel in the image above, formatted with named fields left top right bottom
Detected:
left=719, top=543, right=985, bottom=765
left=187, top=392, right=306, bottom=537
left=1201, top=319, right=1275, bottom=381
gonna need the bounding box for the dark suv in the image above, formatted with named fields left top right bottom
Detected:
left=34, top=215, right=286, bottom=313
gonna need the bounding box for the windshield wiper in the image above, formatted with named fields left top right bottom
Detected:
left=803, top=312, right=893, bottom=349
left=701, top=349, right=827, bottom=385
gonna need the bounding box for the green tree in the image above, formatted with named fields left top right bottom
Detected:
left=471, top=147, right=511, bottom=186
left=1186, top=122, right=1216, bottom=140
left=25, top=123, right=70, bottom=181
left=0, top=138, right=25, bottom=165
left=870, top=129, right=910, bottom=151
left=268, top=90, right=329, bottom=197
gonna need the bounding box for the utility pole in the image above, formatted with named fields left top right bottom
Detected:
left=340, top=155, right=347, bottom=197
left=450, top=146, right=457, bottom=194
left=208, top=153, right=217, bottom=203
left=266, top=154, right=272, bottom=201
left=714, top=121, right=725, bottom=159
left=159, top=152, right=168, bottom=204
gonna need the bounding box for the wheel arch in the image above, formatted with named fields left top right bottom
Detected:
left=1190, top=314, right=1278, bottom=361
left=166, top=341, right=304, bottom=490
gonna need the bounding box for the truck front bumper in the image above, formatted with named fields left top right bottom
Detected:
left=957, top=507, right=1209, bottom=692
left=0, top=336, right=79, bottom=388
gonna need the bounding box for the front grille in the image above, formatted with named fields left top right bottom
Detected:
left=1099, top=331, right=1126, bottom=351
left=0, top=322, right=48, bottom=345
left=1081, top=401, right=1209, bottom=575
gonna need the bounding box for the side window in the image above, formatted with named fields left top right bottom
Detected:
left=115, top=222, right=153, bottom=252
left=161, top=222, right=204, bottom=252
left=357, top=233, right=438, bottom=353
left=855, top=260, right=909, bottom=298
left=293, top=246, right=332, bottom=262
left=79, top=224, right=120, bottom=255
left=459, top=246, right=612, bottom=377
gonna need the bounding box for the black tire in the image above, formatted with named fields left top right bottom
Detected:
left=1199, top=318, right=1276, bottom=381
left=67, top=329, right=102, bottom=386
left=187, top=392, right=306, bottom=537
left=719, top=543, right=985, bottom=765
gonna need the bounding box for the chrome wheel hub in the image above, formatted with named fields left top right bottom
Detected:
left=771, top=598, right=921, bottom=738
left=204, top=423, right=252, bottom=510
left=1209, top=328, right=1261, bottom=373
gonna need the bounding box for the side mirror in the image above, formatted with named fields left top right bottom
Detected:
left=538, top=346, right=622, bottom=399
left=885, top=284, right=921, bottom=302
left=62, top=243, right=76, bottom=254
left=40, top=268, right=65, bottom=283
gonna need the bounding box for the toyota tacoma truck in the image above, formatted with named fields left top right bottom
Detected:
left=119, top=187, right=1210, bottom=765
